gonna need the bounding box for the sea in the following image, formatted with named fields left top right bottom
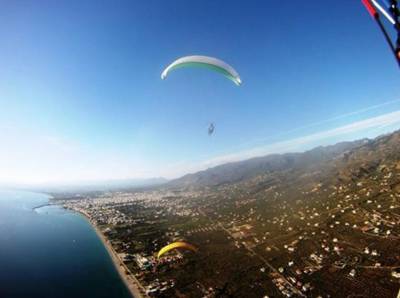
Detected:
left=0, top=190, right=132, bottom=298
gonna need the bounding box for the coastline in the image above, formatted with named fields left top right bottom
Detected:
left=74, top=209, right=147, bottom=298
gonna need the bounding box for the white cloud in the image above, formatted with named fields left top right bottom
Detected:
left=228, top=98, right=400, bottom=152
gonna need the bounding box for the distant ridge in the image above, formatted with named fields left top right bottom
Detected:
left=167, top=139, right=369, bottom=188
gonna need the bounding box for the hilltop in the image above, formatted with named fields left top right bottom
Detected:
left=168, top=138, right=370, bottom=188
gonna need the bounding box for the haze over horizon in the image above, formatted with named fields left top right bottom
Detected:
left=1, top=1, right=399, bottom=185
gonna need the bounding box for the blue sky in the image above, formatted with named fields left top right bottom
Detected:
left=0, top=0, right=400, bottom=184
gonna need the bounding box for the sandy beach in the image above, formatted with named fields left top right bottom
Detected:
left=77, top=210, right=147, bottom=298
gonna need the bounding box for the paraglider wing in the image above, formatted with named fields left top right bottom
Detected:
left=362, top=0, right=378, bottom=17
left=361, top=0, right=400, bottom=67
left=371, top=0, right=396, bottom=24
left=157, top=241, right=198, bottom=258
left=161, top=55, right=242, bottom=85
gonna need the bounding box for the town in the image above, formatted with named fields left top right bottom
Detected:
left=55, top=133, right=400, bottom=297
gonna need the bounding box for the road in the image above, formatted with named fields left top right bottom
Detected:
left=198, top=208, right=306, bottom=297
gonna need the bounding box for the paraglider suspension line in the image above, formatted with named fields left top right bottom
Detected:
left=376, top=14, right=400, bottom=66
left=388, top=0, right=400, bottom=60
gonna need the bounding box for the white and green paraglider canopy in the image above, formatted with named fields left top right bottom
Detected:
left=161, top=55, right=242, bottom=85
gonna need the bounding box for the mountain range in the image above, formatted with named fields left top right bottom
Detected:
left=167, top=138, right=371, bottom=188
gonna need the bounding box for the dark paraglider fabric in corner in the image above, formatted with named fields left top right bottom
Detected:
left=362, top=0, right=400, bottom=67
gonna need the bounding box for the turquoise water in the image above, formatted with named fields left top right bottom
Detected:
left=0, top=190, right=132, bottom=298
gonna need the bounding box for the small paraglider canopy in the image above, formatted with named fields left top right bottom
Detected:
left=361, top=0, right=400, bottom=67
left=161, top=55, right=242, bottom=85
left=157, top=241, right=198, bottom=259
left=208, top=123, right=215, bottom=136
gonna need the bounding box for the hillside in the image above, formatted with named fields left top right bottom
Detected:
left=168, top=138, right=369, bottom=188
